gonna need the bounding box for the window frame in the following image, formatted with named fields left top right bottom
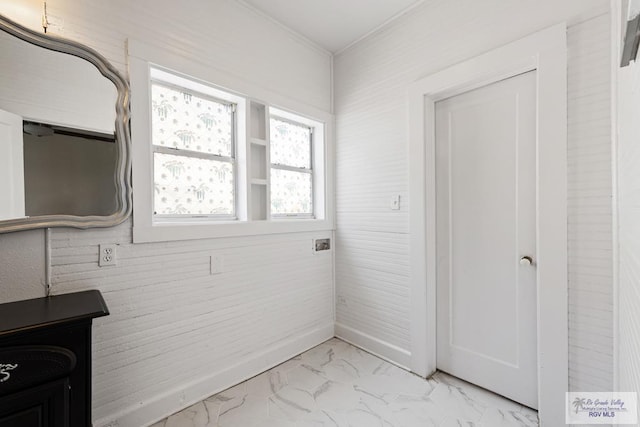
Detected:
left=129, top=40, right=334, bottom=243
left=269, top=114, right=315, bottom=219
left=150, top=79, right=238, bottom=221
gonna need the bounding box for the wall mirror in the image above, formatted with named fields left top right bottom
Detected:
left=0, top=14, right=131, bottom=233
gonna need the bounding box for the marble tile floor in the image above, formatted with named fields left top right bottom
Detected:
left=150, top=338, right=538, bottom=427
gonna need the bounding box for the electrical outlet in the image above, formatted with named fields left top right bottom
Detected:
left=390, top=194, right=401, bottom=210
left=210, top=254, right=224, bottom=275
left=99, top=244, right=117, bottom=267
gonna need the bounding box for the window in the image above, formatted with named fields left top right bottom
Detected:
left=129, top=47, right=333, bottom=242
left=150, top=81, right=236, bottom=219
left=270, top=116, right=313, bottom=217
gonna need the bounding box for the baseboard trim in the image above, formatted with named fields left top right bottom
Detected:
left=335, top=322, right=411, bottom=370
left=94, top=323, right=334, bottom=427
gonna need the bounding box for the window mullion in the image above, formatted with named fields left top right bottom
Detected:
left=270, top=163, right=312, bottom=174
left=154, top=145, right=234, bottom=163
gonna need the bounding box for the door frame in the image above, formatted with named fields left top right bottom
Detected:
left=408, top=23, right=567, bottom=425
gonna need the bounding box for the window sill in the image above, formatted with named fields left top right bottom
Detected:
left=132, top=218, right=334, bottom=243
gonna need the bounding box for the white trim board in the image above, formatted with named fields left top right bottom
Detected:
left=407, top=23, right=568, bottom=426
left=93, top=323, right=334, bottom=427
left=335, top=323, right=411, bottom=369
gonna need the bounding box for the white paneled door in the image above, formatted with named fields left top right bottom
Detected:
left=0, top=108, right=25, bottom=220
left=435, top=71, right=538, bottom=409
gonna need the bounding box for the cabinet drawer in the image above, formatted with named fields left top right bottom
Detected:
left=0, top=346, right=76, bottom=396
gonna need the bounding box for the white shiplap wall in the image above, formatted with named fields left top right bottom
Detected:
left=51, top=221, right=333, bottom=426
left=0, top=1, right=333, bottom=426
left=0, top=228, right=46, bottom=302
left=334, top=0, right=614, bottom=393
left=567, top=14, right=614, bottom=393
left=3, top=0, right=331, bottom=113
left=617, top=49, right=640, bottom=422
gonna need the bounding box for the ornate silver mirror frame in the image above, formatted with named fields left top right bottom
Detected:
left=0, top=14, right=132, bottom=233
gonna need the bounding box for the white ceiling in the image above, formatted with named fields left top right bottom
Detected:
left=241, top=0, right=425, bottom=53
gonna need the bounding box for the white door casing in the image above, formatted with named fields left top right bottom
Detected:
left=408, top=24, right=567, bottom=425
left=435, top=71, right=537, bottom=408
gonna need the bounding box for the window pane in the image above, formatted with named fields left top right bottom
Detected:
left=151, top=83, right=233, bottom=157
left=270, top=118, right=311, bottom=169
left=271, top=169, right=312, bottom=215
left=154, top=152, right=234, bottom=216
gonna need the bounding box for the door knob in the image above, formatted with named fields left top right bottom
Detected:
left=520, top=256, right=533, bottom=266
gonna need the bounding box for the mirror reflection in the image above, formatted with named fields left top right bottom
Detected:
left=22, top=121, right=117, bottom=217
left=0, top=25, right=118, bottom=221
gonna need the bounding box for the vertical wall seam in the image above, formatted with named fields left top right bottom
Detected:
left=610, top=0, right=622, bottom=393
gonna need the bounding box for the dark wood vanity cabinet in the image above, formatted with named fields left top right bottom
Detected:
left=0, top=291, right=109, bottom=427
